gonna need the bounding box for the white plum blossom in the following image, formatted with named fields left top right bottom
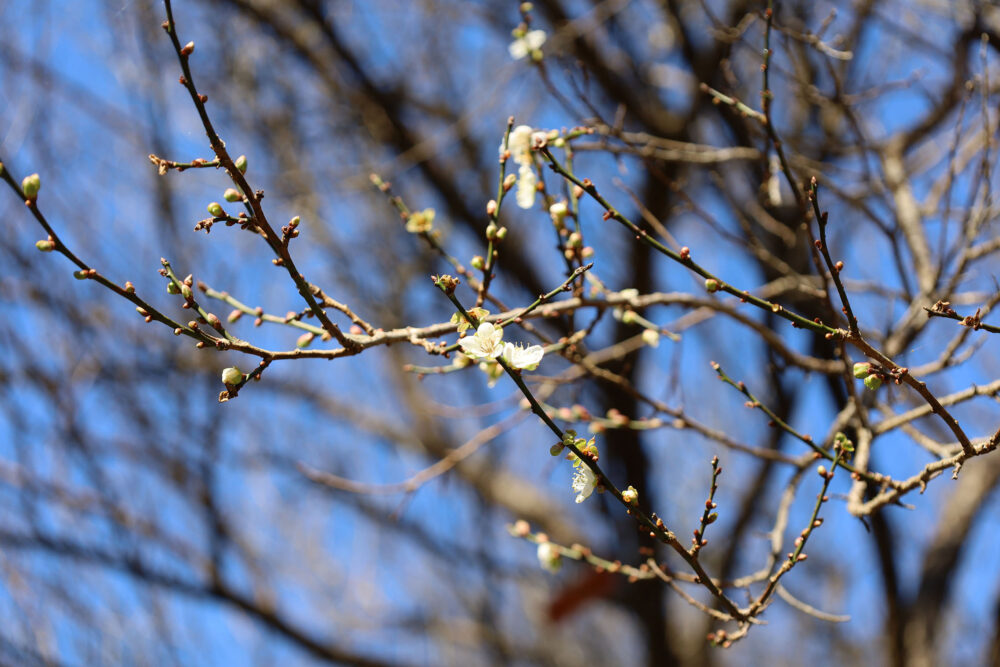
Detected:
left=503, top=342, right=544, bottom=370
left=509, top=29, right=546, bottom=60
left=459, top=322, right=505, bottom=360
left=536, top=541, right=562, bottom=573
left=516, top=164, right=537, bottom=209
left=503, top=125, right=538, bottom=210
left=572, top=465, right=598, bottom=503
left=506, top=124, right=533, bottom=161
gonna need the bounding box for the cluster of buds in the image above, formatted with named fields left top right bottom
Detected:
left=833, top=432, right=855, bottom=458
left=282, top=216, right=301, bottom=245
left=485, top=221, right=507, bottom=242
left=853, top=362, right=885, bottom=391
left=432, top=274, right=460, bottom=295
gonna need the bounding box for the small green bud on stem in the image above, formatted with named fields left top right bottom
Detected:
left=22, top=173, right=41, bottom=201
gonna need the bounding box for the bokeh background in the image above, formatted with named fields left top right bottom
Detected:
left=2, top=0, right=1000, bottom=665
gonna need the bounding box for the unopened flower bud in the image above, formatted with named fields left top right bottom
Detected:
left=35, top=239, right=55, bottom=252
left=181, top=41, right=195, bottom=55
left=536, top=541, right=561, bottom=573
left=864, top=374, right=882, bottom=391
left=622, top=486, right=639, bottom=506
left=296, top=332, right=315, bottom=348
left=223, top=188, right=241, bottom=202
left=180, top=284, right=193, bottom=299
left=486, top=199, right=497, bottom=216
left=581, top=246, right=595, bottom=258
left=207, top=202, right=225, bottom=217
left=22, top=173, right=40, bottom=201
left=641, top=329, right=660, bottom=347
left=73, top=270, right=87, bottom=280
left=227, top=309, right=243, bottom=323
left=503, top=173, right=516, bottom=191
left=234, top=155, right=248, bottom=174
left=221, top=367, right=243, bottom=386
left=471, top=255, right=485, bottom=270
left=486, top=222, right=498, bottom=239
left=167, top=281, right=181, bottom=294
left=852, top=362, right=870, bottom=379
left=705, top=279, right=720, bottom=293
left=495, top=226, right=508, bottom=240
left=549, top=201, right=568, bottom=224
left=621, top=310, right=637, bottom=325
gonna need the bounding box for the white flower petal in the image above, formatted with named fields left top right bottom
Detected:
left=460, top=322, right=505, bottom=359
left=524, top=30, right=547, bottom=51
left=507, top=125, right=534, bottom=164
left=516, top=165, right=536, bottom=209
left=508, top=40, right=528, bottom=60
left=504, top=342, right=544, bottom=370
left=509, top=31, right=545, bottom=60
left=572, top=466, right=597, bottom=503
